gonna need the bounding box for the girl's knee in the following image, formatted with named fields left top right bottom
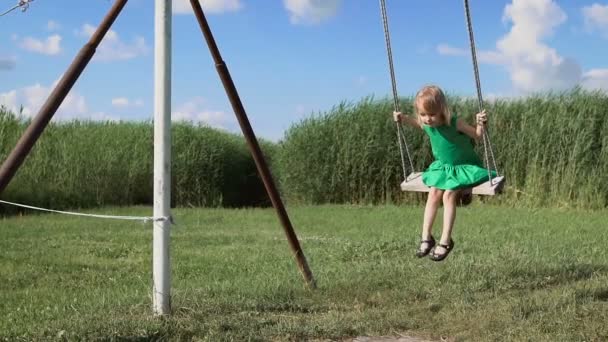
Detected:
left=429, top=188, right=444, bottom=203
left=443, top=190, right=458, bottom=202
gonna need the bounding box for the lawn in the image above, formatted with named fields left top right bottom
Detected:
left=1, top=204, right=607, bottom=341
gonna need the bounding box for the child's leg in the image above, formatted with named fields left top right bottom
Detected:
left=437, top=189, right=459, bottom=248
left=416, top=187, right=444, bottom=257
left=421, top=187, right=444, bottom=241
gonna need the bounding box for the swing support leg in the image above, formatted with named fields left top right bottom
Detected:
left=189, top=0, right=316, bottom=289
left=0, top=0, right=128, bottom=195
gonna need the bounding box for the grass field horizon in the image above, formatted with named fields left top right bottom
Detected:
left=3, top=88, right=608, bottom=212
left=1, top=204, right=607, bottom=341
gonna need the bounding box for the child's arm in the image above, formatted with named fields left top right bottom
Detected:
left=456, top=109, right=487, bottom=141
left=393, top=111, right=421, bottom=129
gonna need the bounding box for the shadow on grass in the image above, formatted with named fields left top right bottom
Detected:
left=504, top=263, right=608, bottom=292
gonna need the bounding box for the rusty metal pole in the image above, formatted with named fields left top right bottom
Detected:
left=0, top=0, right=129, bottom=195
left=189, top=0, right=316, bottom=289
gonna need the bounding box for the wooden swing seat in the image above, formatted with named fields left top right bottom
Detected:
left=400, top=172, right=505, bottom=196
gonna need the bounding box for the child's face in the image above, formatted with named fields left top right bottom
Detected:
left=415, top=98, right=444, bottom=127
left=418, top=110, right=442, bottom=127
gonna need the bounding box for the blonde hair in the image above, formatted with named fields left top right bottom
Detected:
left=414, top=85, right=451, bottom=126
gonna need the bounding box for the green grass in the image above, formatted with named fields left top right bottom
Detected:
left=1, top=204, right=607, bottom=341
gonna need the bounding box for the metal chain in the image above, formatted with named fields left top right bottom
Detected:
left=379, top=0, right=414, bottom=181
left=463, top=0, right=500, bottom=184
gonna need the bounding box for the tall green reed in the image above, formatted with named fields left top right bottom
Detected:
left=277, top=89, right=608, bottom=209
left=0, top=107, right=273, bottom=211
left=3, top=88, right=606, bottom=210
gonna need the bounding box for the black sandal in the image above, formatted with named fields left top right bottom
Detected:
left=430, top=238, right=455, bottom=262
left=415, top=236, right=436, bottom=258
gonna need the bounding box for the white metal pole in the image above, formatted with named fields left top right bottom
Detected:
left=153, top=0, right=172, bottom=315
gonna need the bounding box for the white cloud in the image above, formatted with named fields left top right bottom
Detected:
left=87, top=112, right=120, bottom=122
left=498, top=0, right=566, bottom=59
left=172, top=0, right=243, bottom=14
left=439, top=0, right=591, bottom=94
left=283, top=0, right=341, bottom=25
left=582, top=68, right=608, bottom=91
left=112, top=97, right=130, bottom=107
left=0, top=56, right=16, bottom=70
left=0, top=83, right=119, bottom=121
left=478, top=51, right=509, bottom=65
left=437, top=44, right=507, bottom=65
left=0, top=90, right=17, bottom=110
left=496, top=0, right=581, bottom=92
left=47, top=20, right=61, bottom=31
left=77, top=24, right=148, bottom=61
left=583, top=4, right=608, bottom=37
left=19, top=34, right=62, bottom=55
left=437, top=44, right=467, bottom=57
left=111, top=97, right=144, bottom=108
left=0, top=82, right=93, bottom=121
left=172, top=97, right=233, bottom=129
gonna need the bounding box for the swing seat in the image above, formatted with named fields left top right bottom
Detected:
left=400, top=172, right=505, bottom=196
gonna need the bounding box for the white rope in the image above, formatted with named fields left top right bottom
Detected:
left=0, top=199, right=170, bottom=223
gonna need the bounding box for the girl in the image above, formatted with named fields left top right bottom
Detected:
left=393, top=85, right=495, bottom=261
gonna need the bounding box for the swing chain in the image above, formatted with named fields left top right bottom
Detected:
left=463, top=0, right=500, bottom=182
left=379, top=0, right=415, bottom=181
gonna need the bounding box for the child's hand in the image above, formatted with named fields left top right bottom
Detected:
left=476, top=110, right=487, bottom=125
left=393, top=111, right=403, bottom=122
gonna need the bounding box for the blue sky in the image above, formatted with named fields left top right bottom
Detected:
left=2, top=0, right=608, bottom=141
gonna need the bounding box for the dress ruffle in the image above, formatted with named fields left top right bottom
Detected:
left=422, top=160, right=497, bottom=190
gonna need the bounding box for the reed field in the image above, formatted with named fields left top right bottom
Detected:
left=277, top=88, right=608, bottom=209
left=4, top=88, right=607, bottom=211
left=0, top=109, right=273, bottom=211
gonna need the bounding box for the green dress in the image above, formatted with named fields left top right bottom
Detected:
left=421, top=114, right=496, bottom=190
